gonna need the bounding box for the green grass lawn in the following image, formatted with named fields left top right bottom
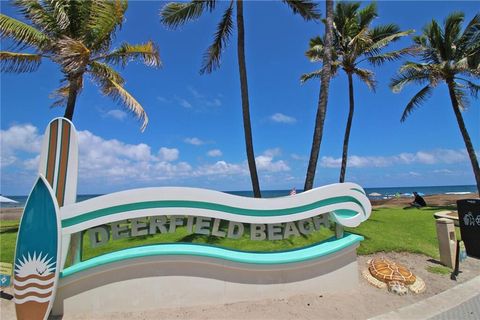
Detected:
left=1, top=206, right=451, bottom=265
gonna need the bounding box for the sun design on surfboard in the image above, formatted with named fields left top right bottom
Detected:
left=15, top=252, right=55, bottom=277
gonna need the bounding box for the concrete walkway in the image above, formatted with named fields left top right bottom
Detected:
left=370, top=275, right=480, bottom=320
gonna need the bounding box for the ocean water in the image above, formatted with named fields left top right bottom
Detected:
left=1, top=185, right=477, bottom=208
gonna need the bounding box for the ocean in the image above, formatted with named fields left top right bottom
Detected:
left=1, top=185, right=477, bottom=208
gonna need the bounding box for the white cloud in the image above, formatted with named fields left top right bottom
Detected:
left=184, top=137, right=205, bottom=146
left=194, top=161, right=247, bottom=176
left=157, top=96, right=170, bottom=103
left=206, top=98, right=222, bottom=107
left=291, top=153, right=307, bottom=161
left=188, top=86, right=222, bottom=107
left=175, top=96, right=192, bottom=108
left=270, top=113, right=296, bottom=124
left=158, top=147, right=179, bottom=162
left=0, top=124, right=292, bottom=191
left=320, top=149, right=470, bottom=168
left=207, top=149, right=223, bottom=157
left=105, top=109, right=127, bottom=121
left=255, top=149, right=290, bottom=172
left=263, top=148, right=281, bottom=157
left=0, top=124, right=42, bottom=167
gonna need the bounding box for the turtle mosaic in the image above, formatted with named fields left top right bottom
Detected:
left=362, top=257, right=426, bottom=295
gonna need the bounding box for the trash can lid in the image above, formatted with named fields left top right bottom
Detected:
left=436, top=218, right=454, bottom=224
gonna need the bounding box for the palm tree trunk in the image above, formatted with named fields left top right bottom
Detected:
left=236, top=0, right=261, bottom=198
left=339, top=73, right=355, bottom=183
left=446, top=80, right=480, bottom=195
left=304, top=0, right=334, bottom=191
left=63, top=74, right=81, bottom=121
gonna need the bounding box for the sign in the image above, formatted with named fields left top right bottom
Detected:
left=457, top=199, right=480, bottom=259
left=0, top=262, right=12, bottom=287
left=14, top=117, right=374, bottom=318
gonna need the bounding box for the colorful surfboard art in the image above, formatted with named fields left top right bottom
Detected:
left=14, top=175, right=61, bottom=320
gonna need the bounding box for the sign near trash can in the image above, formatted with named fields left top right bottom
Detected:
left=457, top=199, right=480, bottom=259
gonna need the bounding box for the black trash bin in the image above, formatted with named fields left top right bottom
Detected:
left=457, top=199, right=480, bottom=259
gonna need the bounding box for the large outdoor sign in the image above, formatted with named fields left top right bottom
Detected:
left=14, top=118, right=372, bottom=319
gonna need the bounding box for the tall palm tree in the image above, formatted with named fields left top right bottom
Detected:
left=0, top=0, right=161, bottom=131
left=160, top=0, right=320, bottom=198
left=303, top=0, right=334, bottom=191
left=302, top=1, right=413, bottom=185
left=391, top=12, right=480, bottom=194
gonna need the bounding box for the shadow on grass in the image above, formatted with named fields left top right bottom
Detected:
left=0, top=226, right=19, bottom=234
left=178, top=233, right=223, bottom=244
left=427, top=258, right=446, bottom=266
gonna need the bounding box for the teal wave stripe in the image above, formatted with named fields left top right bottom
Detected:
left=61, top=233, right=364, bottom=278
left=61, top=195, right=365, bottom=228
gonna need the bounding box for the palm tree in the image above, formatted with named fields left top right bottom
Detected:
left=391, top=12, right=480, bottom=195
left=160, top=0, right=320, bottom=198
left=302, top=1, right=413, bottom=185
left=0, top=0, right=161, bottom=131
left=303, top=0, right=334, bottom=191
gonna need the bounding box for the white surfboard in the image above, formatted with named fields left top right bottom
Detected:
left=38, top=118, right=79, bottom=268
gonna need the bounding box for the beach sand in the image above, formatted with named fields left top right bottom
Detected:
left=1, top=193, right=479, bottom=319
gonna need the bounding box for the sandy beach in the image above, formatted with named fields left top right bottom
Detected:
left=1, top=193, right=479, bottom=319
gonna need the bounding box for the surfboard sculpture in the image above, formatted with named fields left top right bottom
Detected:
left=38, top=117, right=79, bottom=268
left=14, top=175, right=61, bottom=320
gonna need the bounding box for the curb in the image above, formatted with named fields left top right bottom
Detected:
left=369, top=275, right=480, bottom=320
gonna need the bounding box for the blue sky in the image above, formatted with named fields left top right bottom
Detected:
left=1, top=1, right=479, bottom=195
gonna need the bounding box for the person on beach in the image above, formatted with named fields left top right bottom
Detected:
left=410, top=192, right=427, bottom=208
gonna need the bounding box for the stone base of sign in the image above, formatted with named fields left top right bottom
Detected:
left=52, top=244, right=359, bottom=316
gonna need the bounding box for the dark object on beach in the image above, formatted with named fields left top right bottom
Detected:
left=451, top=240, right=460, bottom=281
left=0, top=290, right=13, bottom=300
left=411, top=192, right=427, bottom=208
left=457, top=199, right=480, bottom=259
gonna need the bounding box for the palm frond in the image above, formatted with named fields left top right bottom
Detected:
left=424, top=19, right=445, bottom=61
left=353, top=67, right=376, bottom=91
left=12, top=0, right=61, bottom=35
left=358, top=2, right=377, bottom=29
left=49, top=82, right=71, bottom=107
left=367, top=46, right=418, bottom=66
left=88, top=61, right=125, bottom=85
left=0, top=14, right=49, bottom=49
left=200, top=3, right=233, bottom=74
left=160, top=1, right=208, bottom=29
left=366, top=29, right=413, bottom=54
left=84, top=0, right=128, bottom=50
left=465, top=79, right=480, bottom=98
left=51, top=36, right=90, bottom=74
left=100, top=41, right=161, bottom=68
left=0, top=51, right=41, bottom=72
left=457, top=14, right=480, bottom=60
left=453, top=82, right=469, bottom=110
left=42, top=0, right=71, bottom=31
left=390, top=67, right=432, bottom=93
left=400, top=85, right=433, bottom=122
left=306, top=36, right=324, bottom=61
left=90, top=72, right=148, bottom=131
left=300, top=69, right=322, bottom=83
left=282, top=0, right=321, bottom=21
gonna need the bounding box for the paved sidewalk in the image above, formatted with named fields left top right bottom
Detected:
left=429, top=294, right=480, bottom=320
left=369, top=275, right=480, bottom=320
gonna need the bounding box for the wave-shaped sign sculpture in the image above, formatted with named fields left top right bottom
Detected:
left=59, top=183, right=371, bottom=235
left=14, top=118, right=372, bottom=318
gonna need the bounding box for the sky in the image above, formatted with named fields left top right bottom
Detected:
left=1, top=1, right=479, bottom=196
